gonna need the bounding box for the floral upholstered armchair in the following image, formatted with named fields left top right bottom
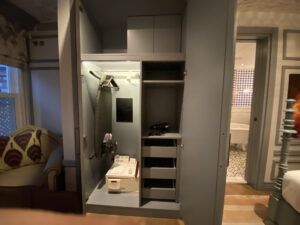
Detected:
left=0, top=125, right=63, bottom=191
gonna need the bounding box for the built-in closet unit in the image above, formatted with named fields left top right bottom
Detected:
left=57, top=0, right=236, bottom=224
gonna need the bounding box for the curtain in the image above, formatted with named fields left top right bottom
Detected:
left=0, top=14, right=28, bottom=68
left=0, top=13, right=32, bottom=128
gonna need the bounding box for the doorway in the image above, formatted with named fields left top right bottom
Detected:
left=224, top=27, right=278, bottom=190
left=226, top=41, right=256, bottom=183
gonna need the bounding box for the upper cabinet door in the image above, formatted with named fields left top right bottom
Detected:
left=154, top=16, right=181, bottom=53
left=180, top=0, right=236, bottom=225
left=127, top=16, right=154, bottom=53
left=127, top=16, right=182, bottom=53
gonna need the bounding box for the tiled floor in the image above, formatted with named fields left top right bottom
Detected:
left=223, top=183, right=272, bottom=225
left=227, top=146, right=247, bottom=182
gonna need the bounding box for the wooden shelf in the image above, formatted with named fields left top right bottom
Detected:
left=143, top=80, right=184, bottom=84
left=142, top=133, right=182, bottom=139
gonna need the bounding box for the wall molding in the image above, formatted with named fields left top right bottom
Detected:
left=63, top=159, right=78, bottom=167
left=30, top=59, right=59, bottom=63
left=30, top=67, right=59, bottom=70
left=283, top=30, right=300, bottom=61
left=31, top=35, right=58, bottom=39
left=274, top=150, right=300, bottom=157
left=270, top=159, right=300, bottom=181
left=275, top=66, right=300, bottom=146
left=260, top=182, right=275, bottom=191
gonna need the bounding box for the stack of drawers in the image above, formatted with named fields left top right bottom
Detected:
left=141, top=138, right=180, bottom=202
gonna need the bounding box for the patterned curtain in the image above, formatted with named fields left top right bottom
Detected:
left=0, top=14, right=28, bottom=68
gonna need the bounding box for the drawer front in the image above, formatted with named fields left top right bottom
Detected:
left=142, top=188, right=176, bottom=200
left=142, top=167, right=176, bottom=179
left=143, top=146, right=177, bottom=158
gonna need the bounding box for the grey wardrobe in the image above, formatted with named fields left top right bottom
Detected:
left=62, top=0, right=237, bottom=225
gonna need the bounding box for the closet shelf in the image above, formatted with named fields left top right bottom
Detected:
left=142, top=80, right=184, bottom=84
left=142, top=133, right=182, bottom=139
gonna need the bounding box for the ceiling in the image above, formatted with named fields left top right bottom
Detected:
left=6, top=0, right=300, bottom=25
left=8, top=0, right=57, bottom=23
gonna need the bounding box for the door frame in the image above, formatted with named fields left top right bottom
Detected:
left=214, top=26, right=278, bottom=225
left=236, top=27, right=278, bottom=190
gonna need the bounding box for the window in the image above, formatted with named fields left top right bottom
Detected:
left=0, top=64, right=24, bottom=136
left=0, top=65, right=10, bottom=93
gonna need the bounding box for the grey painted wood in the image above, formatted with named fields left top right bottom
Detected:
left=268, top=100, right=298, bottom=224
left=153, top=15, right=182, bottom=53
left=179, top=1, right=236, bottom=225
left=128, top=16, right=182, bottom=54
left=273, top=100, right=297, bottom=199
left=141, top=200, right=179, bottom=210
left=86, top=202, right=180, bottom=218
left=81, top=53, right=185, bottom=62
left=142, top=168, right=177, bottom=179
left=213, top=1, right=236, bottom=224
left=143, top=146, right=177, bottom=158
left=127, top=16, right=154, bottom=53
left=142, top=133, right=182, bottom=139
left=237, top=27, right=278, bottom=191
left=176, top=142, right=182, bottom=203
left=142, top=188, right=176, bottom=200
left=58, top=0, right=82, bottom=193
left=268, top=195, right=300, bottom=225
left=246, top=37, right=269, bottom=187
left=143, top=80, right=184, bottom=84
left=86, top=181, right=139, bottom=208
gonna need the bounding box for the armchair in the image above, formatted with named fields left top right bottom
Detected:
left=0, top=125, right=63, bottom=191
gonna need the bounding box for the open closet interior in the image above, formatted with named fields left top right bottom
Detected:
left=81, top=60, right=141, bottom=208
left=78, top=0, right=186, bottom=216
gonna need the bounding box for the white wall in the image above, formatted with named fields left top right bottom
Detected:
left=29, top=30, right=62, bottom=135
left=31, top=70, right=62, bottom=135
left=237, top=11, right=300, bottom=183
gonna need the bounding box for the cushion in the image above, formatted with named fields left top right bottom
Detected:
left=0, top=129, right=46, bottom=172
left=43, top=146, right=63, bottom=173
left=0, top=164, right=45, bottom=187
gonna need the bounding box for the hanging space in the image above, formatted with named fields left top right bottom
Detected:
left=80, top=60, right=141, bottom=209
